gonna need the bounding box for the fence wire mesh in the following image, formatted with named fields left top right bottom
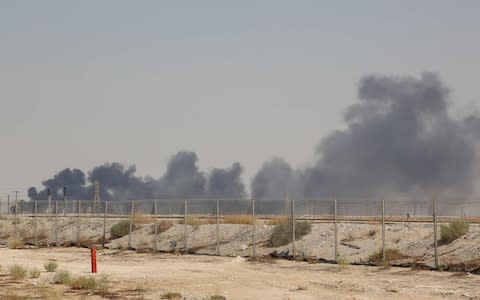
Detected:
left=1, top=197, right=479, bottom=269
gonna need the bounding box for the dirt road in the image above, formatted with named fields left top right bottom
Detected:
left=1, top=247, right=479, bottom=299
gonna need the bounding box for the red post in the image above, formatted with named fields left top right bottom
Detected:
left=91, top=246, right=97, bottom=273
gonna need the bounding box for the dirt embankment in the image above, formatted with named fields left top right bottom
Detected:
left=1, top=216, right=480, bottom=269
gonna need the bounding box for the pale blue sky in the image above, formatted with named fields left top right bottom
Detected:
left=1, top=1, right=479, bottom=199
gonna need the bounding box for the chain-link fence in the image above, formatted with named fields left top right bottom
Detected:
left=1, top=197, right=479, bottom=270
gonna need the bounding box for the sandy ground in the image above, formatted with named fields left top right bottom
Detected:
left=1, top=247, right=480, bottom=299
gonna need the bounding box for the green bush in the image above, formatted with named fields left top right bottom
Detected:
left=110, top=220, right=135, bottom=239
left=440, top=219, right=469, bottom=244
left=9, top=264, right=28, bottom=280
left=269, top=219, right=312, bottom=247
left=44, top=261, right=58, bottom=272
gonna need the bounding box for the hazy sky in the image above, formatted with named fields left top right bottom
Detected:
left=1, top=1, right=479, bottom=200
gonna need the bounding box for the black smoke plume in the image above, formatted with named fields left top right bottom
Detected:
left=252, top=72, right=480, bottom=199
left=28, top=151, right=245, bottom=200
left=208, top=162, right=245, bottom=198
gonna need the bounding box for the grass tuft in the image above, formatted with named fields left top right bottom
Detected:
left=209, top=296, right=227, bottom=300
left=44, top=261, right=58, bottom=272
left=178, top=216, right=207, bottom=226
left=161, top=292, right=183, bottom=299
left=267, top=215, right=289, bottom=225
left=134, top=213, right=154, bottom=224
left=9, top=264, right=28, bottom=280
left=69, top=274, right=111, bottom=294
left=223, top=214, right=253, bottom=224
left=53, top=269, right=71, bottom=284
left=29, top=268, right=41, bottom=278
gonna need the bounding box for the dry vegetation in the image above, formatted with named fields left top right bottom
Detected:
left=44, top=261, right=58, bottom=272
left=368, top=248, right=408, bottom=265
left=110, top=220, right=133, bottom=239
left=223, top=214, right=253, bottom=224
left=440, top=218, right=469, bottom=244
left=178, top=216, right=208, bottom=226
left=269, top=219, right=312, bottom=247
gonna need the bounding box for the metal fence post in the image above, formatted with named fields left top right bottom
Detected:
left=14, top=196, right=18, bottom=238
left=128, top=201, right=134, bottom=249
left=7, top=195, right=10, bottom=220
left=216, top=199, right=220, bottom=256
left=77, top=200, right=81, bottom=245
left=382, top=198, right=386, bottom=265
left=55, top=200, right=58, bottom=246
left=334, top=197, right=338, bottom=262
left=154, top=200, right=158, bottom=251
left=292, top=198, right=296, bottom=259
left=184, top=199, right=188, bottom=253
left=252, top=198, right=256, bottom=258
left=34, top=201, right=38, bottom=246
left=433, top=197, right=438, bottom=269
left=103, top=200, right=108, bottom=248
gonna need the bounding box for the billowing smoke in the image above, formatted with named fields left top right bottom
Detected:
left=208, top=162, right=245, bottom=198
left=29, top=151, right=245, bottom=200
left=251, top=158, right=294, bottom=200
left=253, top=72, right=480, bottom=199
left=28, top=168, right=92, bottom=200
left=30, top=73, right=480, bottom=201
left=160, top=151, right=207, bottom=198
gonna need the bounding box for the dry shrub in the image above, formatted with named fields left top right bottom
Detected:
left=110, top=220, right=135, bottom=239
left=8, top=239, right=24, bottom=249
left=36, top=285, right=64, bottom=300
left=9, top=264, right=28, bottom=280
left=209, top=296, right=227, bottom=300
left=44, top=261, right=58, bottom=272
left=367, top=229, right=377, bottom=238
left=223, top=214, right=253, bottom=224
left=178, top=216, right=207, bottom=226
left=37, top=228, right=48, bottom=240
left=53, top=269, right=71, bottom=284
left=336, top=256, right=349, bottom=266
left=269, top=219, right=312, bottom=247
left=440, top=219, right=469, bottom=244
left=29, top=268, right=41, bottom=278
left=134, top=213, right=154, bottom=224
left=70, top=274, right=110, bottom=294
left=267, top=215, right=289, bottom=225
left=161, top=292, right=183, bottom=299
left=368, top=248, right=408, bottom=265
left=157, top=220, right=174, bottom=233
